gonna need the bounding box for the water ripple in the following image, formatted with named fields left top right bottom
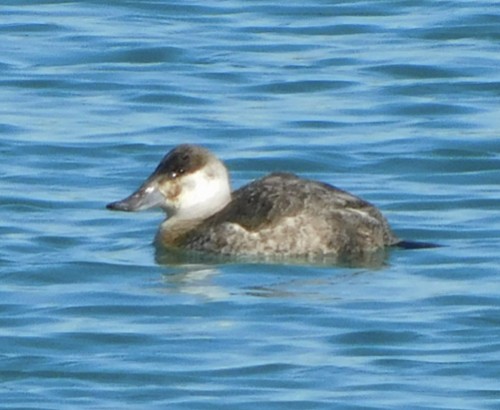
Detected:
left=1, top=1, right=499, bottom=409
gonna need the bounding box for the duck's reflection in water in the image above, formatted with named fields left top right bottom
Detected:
left=155, top=246, right=390, bottom=301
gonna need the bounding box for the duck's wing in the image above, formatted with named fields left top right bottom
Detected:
left=182, top=173, right=398, bottom=255
left=207, top=172, right=393, bottom=234
left=207, top=172, right=309, bottom=231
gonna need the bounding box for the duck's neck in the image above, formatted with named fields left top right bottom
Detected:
left=156, top=217, right=204, bottom=248
left=157, top=167, right=232, bottom=247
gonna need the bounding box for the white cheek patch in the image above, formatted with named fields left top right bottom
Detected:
left=175, top=167, right=231, bottom=219
left=181, top=173, right=210, bottom=203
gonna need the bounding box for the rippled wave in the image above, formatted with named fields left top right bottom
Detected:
left=1, top=1, right=499, bottom=409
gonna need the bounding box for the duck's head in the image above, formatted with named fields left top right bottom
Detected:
left=106, top=144, right=231, bottom=220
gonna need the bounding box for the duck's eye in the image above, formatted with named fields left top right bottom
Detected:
left=170, top=168, right=184, bottom=179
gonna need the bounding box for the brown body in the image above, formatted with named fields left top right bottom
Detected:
left=156, top=172, right=398, bottom=259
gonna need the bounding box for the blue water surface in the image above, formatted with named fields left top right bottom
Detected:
left=1, top=1, right=499, bottom=409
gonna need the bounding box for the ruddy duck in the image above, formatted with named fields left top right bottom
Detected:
left=107, top=144, right=429, bottom=261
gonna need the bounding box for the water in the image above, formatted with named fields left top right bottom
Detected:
left=1, top=1, right=499, bottom=409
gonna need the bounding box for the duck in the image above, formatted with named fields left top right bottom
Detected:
left=106, top=144, right=429, bottom=262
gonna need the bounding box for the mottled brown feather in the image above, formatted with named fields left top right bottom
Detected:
left=166, top=173, right=398, bottom=258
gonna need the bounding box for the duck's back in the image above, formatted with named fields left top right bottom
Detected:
left=175, top=173, right=399, bottom=259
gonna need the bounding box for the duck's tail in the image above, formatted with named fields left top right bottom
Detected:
left=394, top=240, right=441, bottom=250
